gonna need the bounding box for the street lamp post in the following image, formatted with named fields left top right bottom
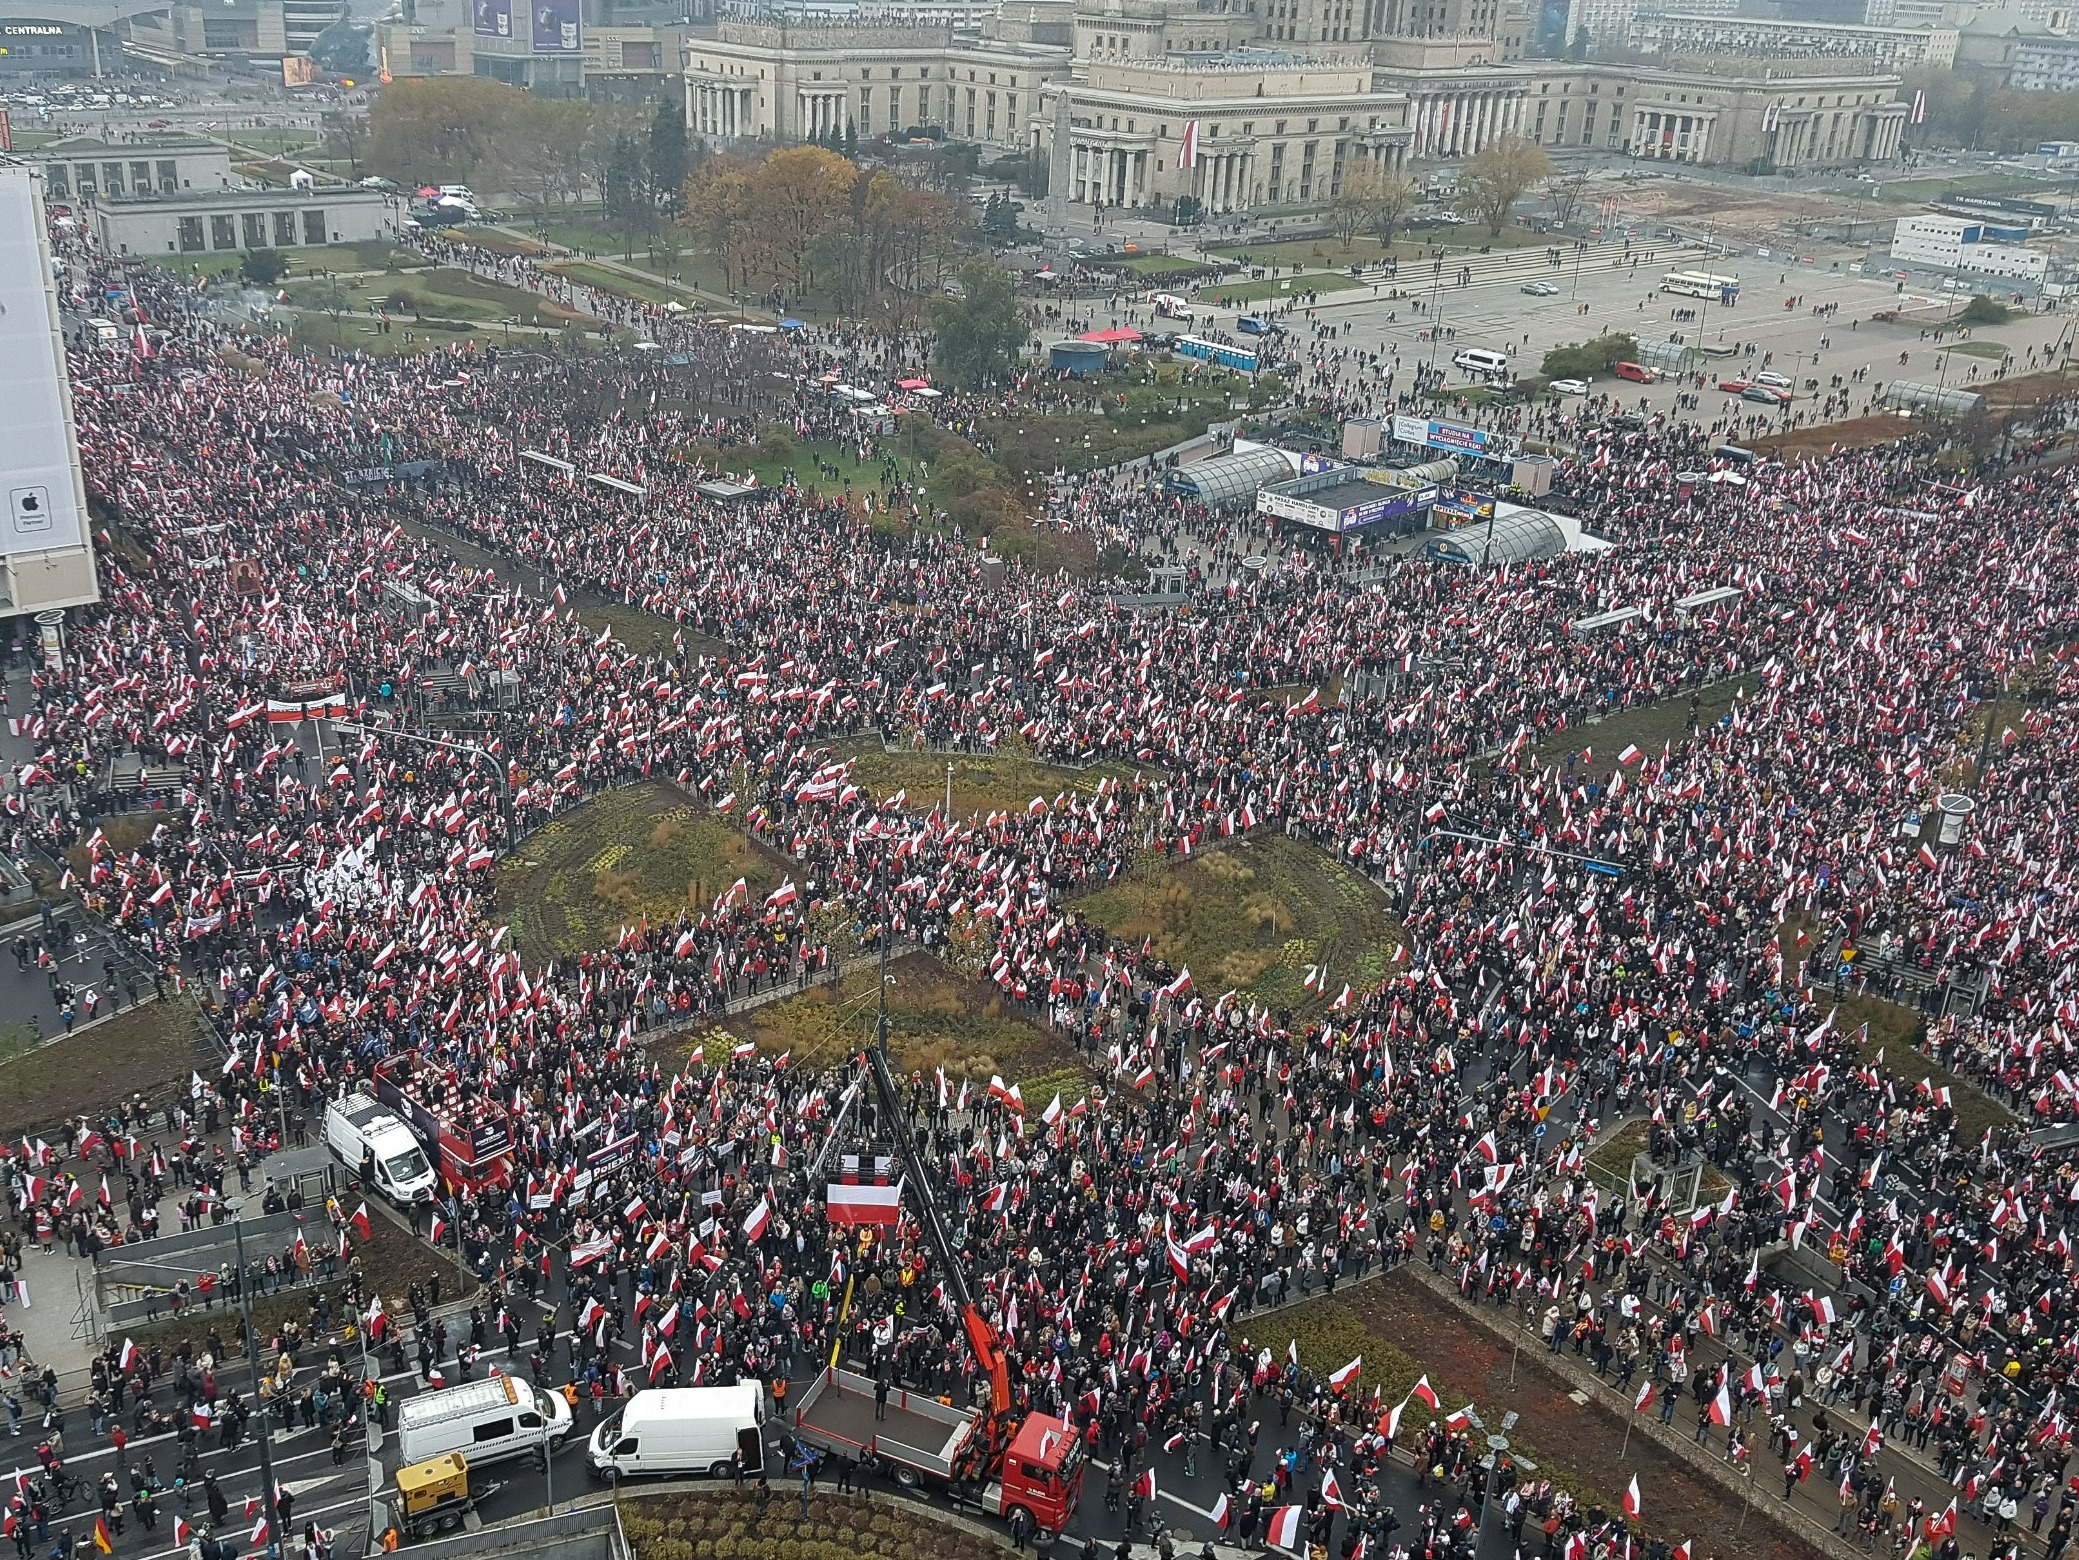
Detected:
left=540, top=1417, right=555, bottom=1513
left=1476, top=1414, right=1518, bottom=1559
left=332, top=720, right=514, bottom=842
left=231, top=1206, right=283, bottom=1560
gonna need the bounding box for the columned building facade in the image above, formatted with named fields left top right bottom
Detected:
left=684, top=0, right=1908, bottom=206
left=1042, top=55, right=1413, bottom=214
left=1387, top=78, right=1528, bottom=156
left=683, top=18, right=1068, bottom=147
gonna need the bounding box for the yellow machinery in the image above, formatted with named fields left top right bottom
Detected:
left=393, top=1453, right=477, bottom=1542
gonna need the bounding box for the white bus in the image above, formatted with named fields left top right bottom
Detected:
left=1660, top=270, right=1740, bottom=302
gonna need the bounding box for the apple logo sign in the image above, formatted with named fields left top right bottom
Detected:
left=9, top=487, right=53, bottom=535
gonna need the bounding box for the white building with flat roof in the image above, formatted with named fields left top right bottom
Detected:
left=1892, top=212, right=2047, bottom=279
left=1627, top=11, right=1958, bottom=66
left=90, top=185, right=399, bottom=260
left=683, top=0, right=1910, bottom=211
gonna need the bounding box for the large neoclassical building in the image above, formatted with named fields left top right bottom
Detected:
left=680, top=0, right=1910, bottom=214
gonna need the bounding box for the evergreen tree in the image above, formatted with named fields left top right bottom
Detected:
left=648, top=96, right=689, bottom=215
left=604, top=132, right=644, bottom=260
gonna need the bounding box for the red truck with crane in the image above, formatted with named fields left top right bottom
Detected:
left=788, top=1039, right=1083, bottom=1536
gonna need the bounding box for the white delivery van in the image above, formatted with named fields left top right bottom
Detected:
left=1150, top=293, right=1192, bottom=319
left=396, top=1376, right=574, bottom=1470
left=587, top=1384, right=765, bottom=1482
left=324, top=1093, right=438, bottom=1206
left=1453, top=347, right=1510, bottom=377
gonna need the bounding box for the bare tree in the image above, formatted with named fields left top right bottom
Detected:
left=321, top=110, right=369, bottom=177
left=1546, top=165, right=1590, bottom=231
left=1462, top=136, right=1556, bottom=238
left=1364, top=166, right=1419, bottom=250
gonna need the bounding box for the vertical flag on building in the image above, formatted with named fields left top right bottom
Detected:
left=1181, top=120, right=1201, bottom=169
left=1763, top=103, right=1781, bottom=133
left=1911, top=89, right=1927, bottom=124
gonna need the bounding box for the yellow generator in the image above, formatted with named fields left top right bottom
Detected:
left=392, top=1453, right=481, bottom=1542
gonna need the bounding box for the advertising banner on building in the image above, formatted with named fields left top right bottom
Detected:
left=0, top=168, right=89, bottom=562
left=1431, top=488, right=1497, bottom=524
left=1391, top=414, right=1506, bottom=457
left=1259, top=484, right=1437, bottom=533
left=472, top=0, right=511, bottom=39
left=531, top=0, right=579, bottom=51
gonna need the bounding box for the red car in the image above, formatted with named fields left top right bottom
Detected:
left=1716, top=378, right=1751, bottom=393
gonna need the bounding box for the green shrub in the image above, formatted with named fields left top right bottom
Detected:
left=1959, top=294, right=2013, bottom=325
left=1539, top=332, right=1637, bottom=379
left=756, top=424, right=798, bottom=465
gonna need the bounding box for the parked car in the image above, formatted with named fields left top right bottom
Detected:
left=1547, top=377, right=1590, bottom=395
left=1612, top=361, right=1657, bottom=383
left=1520, top=280, right=1560, bottom=297
left=1715, top=378, right=1752, bottom=393
left=1742, top=384, right=1791, bottom=405
left=1753, top=369, right=1793, bottom=389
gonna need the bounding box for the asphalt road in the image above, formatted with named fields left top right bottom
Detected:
left=1085, top=230, right=2077, bottom=440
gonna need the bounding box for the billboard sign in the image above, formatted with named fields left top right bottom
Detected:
left=1391, top=414, right=1507, bottom=457
left=1258, top=484, right=1436, bottom=533
left=472, top=0, right=511, bottom=38
left=0, top=167, right=88, bottom=562
left=1432, top=488, right=1496, bottom=523
left=281, top=54, right=314, bottom=85
left=530, top=0, right=579, bottom=50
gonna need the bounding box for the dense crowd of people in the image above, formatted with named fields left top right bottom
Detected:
left=14, top=232, right=2079, bottom=1560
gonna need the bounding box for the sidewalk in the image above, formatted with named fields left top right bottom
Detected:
left=1396, top=1261, right=1994, bottom=1560
left=4, top=1238, right=102, bottom=1374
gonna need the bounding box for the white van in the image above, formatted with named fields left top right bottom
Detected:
left=586, top=1384, right=765, bottom=1482
left=323, top=1093, right=437, bottom=1207
left=1150, top=292, right=1192, bottom=319
left=396, top=1376, right=574, bottom=1470
left=1453, top=347, right=1510, bottom=377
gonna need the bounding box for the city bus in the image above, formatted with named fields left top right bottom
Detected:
left=1660, top=270, right=1740, bottom=303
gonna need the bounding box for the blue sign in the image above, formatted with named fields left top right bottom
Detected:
left=1392, top=415, right=1505, bottom=457
left=1343, top=485, right=1438, bottom=529
left=531, top=0, right=579, bottom=49
left=1431, top=488, right=1496, bottom=523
